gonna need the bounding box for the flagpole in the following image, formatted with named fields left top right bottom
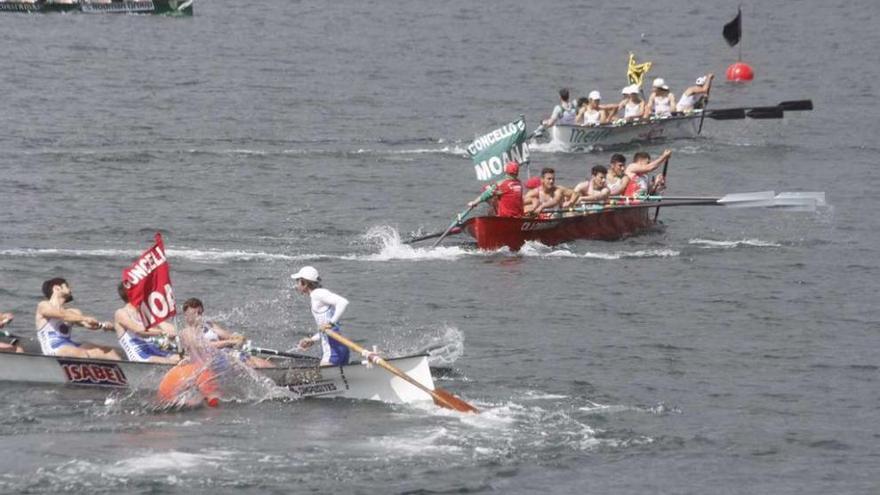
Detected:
left=738, top=4, right=742, bottom=61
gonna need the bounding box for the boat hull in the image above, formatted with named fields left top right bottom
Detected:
left=463, top=208, right=654, bottom=251
left=0, top=351, right=436, bottom=405
left=546, top=114, right=701, bottom=150
left=0, top=0, right=193, bottom=15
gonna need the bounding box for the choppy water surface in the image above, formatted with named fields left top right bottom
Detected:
left=1, top=0, right=878, bottom=493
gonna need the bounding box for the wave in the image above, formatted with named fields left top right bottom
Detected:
left=688, top=238, right=782, bottom=249
left=0, top=247, right=323, bottom=263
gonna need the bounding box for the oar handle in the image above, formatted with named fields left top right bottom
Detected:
left=322, top=328, right=473, bottom=412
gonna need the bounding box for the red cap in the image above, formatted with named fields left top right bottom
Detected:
left=504, top=161, right=519, bottom=176
left=525, top=176, right=541, bottom=189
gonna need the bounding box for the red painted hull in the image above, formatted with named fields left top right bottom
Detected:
left=462, top=208, right=655, bottom=251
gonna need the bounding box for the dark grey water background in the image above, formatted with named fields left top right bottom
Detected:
left=1, top=0, right=878, bottom=493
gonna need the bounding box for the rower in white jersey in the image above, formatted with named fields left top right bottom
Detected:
left=617, top=85, right=644, bottom=122
left=644, top=77, right=676, bottom=119
left=34, top=277, right=121, bottom=360
left=676, top=73, right=714, bottom=113
left=113, top=282, right=179, bottom=364
left=292, top=266, right=351, bottom=366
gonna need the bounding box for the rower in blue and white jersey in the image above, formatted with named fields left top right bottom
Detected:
left=179, top=297, right=273, bottom=368
left=35, top=277, right=121, bottom=360
left=113, top=282, right=179, bottom=364
left=292, top=266, right=351, bottom=366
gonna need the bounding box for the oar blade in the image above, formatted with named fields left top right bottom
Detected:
left=778, top=99, right=813, bottom=111
left=747, top=107, right=784, bottom=119
left=773, top=192, right=825, bottom=212
left=432, top=388, right=479, bottom=413
left=708, top=108, right=746, bottom=120
left=718, top=191, right=775, bottom=208
left=775, top=191, right=826, bottom=207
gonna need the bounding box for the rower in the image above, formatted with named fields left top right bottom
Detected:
left=574, top=165, right=611, bottom=203
left=623, top=149, right=672, bottom=198
left=524, top=167, right=564, bottom=216
left=180, top=298, right=272, bottom=368
left=577, top=90, right=617, bottom=125
left=34, top=277, right=121, bottom=360
left=292, top=266, right=350, bottom=366
left=113, top=282, right=180, bottom=364
left=606, top=154, right=630, bottom=197
left=467, top=161, right=523, bottom=218
left=0, top=312, right=24, bottom=353
left=542, top=88, right=577, bottom=127
left=677, top=74, right=714, bottom=113
left=644, top=78, right=676, bottom=119
left=617, top=85, right=644, bottom=122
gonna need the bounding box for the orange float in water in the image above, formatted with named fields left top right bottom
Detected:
left=726, top=61, right=754, bottom=82
left=157, top=362, right=219, bottom=406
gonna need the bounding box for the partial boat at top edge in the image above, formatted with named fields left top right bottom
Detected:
left=0, top=0, right=193, bottom=15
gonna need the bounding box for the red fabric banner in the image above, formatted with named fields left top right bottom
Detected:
left=122, top=233, right=176, bottom=329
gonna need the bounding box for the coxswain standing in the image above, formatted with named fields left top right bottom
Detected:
left=34, top=278, right=121, bottom=360
left=293, top=266, right=351, bottom=366
left=542, top=88, right=577, bottom=127
left=467, top=161, right=523, bottom=217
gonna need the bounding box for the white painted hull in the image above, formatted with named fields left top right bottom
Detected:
left=0, top=352, right=436, bottom=405
left=545, top=113, right=702, bottom=150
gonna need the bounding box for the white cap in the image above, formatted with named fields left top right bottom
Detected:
left=652, top=77, right=669, bottom=90
left=291, top=266, right=320, bottom=282
left=695, top=76, right=707, bottom=85
left=621, top=84, right=639, bottom=95
left=588, top=90, right=601, bottom=100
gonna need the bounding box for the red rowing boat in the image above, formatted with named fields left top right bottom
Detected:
left=461, top=207, right=655, bottom=251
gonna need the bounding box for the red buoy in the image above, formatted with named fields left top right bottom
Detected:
left=726, top=61, right=754, bottom=82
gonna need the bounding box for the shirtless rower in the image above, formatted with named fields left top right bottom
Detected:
left=524, top=167, right=565, bottom=216
left=677, top=74, right=714, bottom=113
left=113, top=282, right=179, bottom=364
left=574, top=165, right=611, bottom=203
left=0, top=312, right=24, bottom=353
left=644, top=78, right=677, bottom=119
left=180, top=298, right=272, bottom=368
left=623, top=149, right=672, bottom=198
left=293, top=266, right=351, bottom=366
left=605, top=154, right=630, bottom=197
left=35, top=278, right=121, bottom=360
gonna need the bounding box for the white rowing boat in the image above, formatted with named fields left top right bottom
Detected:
left=540, top=113, right=702, bottom=150
left=0, top=351, right=437, bottom=405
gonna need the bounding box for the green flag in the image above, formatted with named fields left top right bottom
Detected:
left=467, top=118, right=530, bottom=182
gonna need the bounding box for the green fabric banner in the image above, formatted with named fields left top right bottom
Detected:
left=467, top=118, right=530, bottom=182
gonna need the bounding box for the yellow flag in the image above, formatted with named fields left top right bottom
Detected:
left=627, top=53, right=652, bottom=87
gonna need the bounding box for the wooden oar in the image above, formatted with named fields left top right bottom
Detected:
left=653, top=156, right=671, bottom=222
left=778, top=99, right=813, bottom=111
left=747, top=107, right=784, bottom=119
left=431, top=204, right=477, bottom=248
left=323, top=328, right=478, bottom=413
left=545, top=191, right=824, bottom=215
left=697, top=79, right=714, bottom=134
left=404, top=226, right=462, bottom=245
left=245, top=345, right=319, bottom=362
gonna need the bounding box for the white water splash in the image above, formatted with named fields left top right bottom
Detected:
left=518, top=241, right=680, bottom=259
left=689, top=238, right=782, bottom=249
left=0, top=247, right=320, bottom=263
left=349, top=225, right=483, bottom=262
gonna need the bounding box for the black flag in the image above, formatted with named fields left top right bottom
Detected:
left=723, top=8, right=742, bottom=47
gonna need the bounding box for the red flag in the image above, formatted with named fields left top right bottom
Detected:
left=122, top=233, right=176, bottom=329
